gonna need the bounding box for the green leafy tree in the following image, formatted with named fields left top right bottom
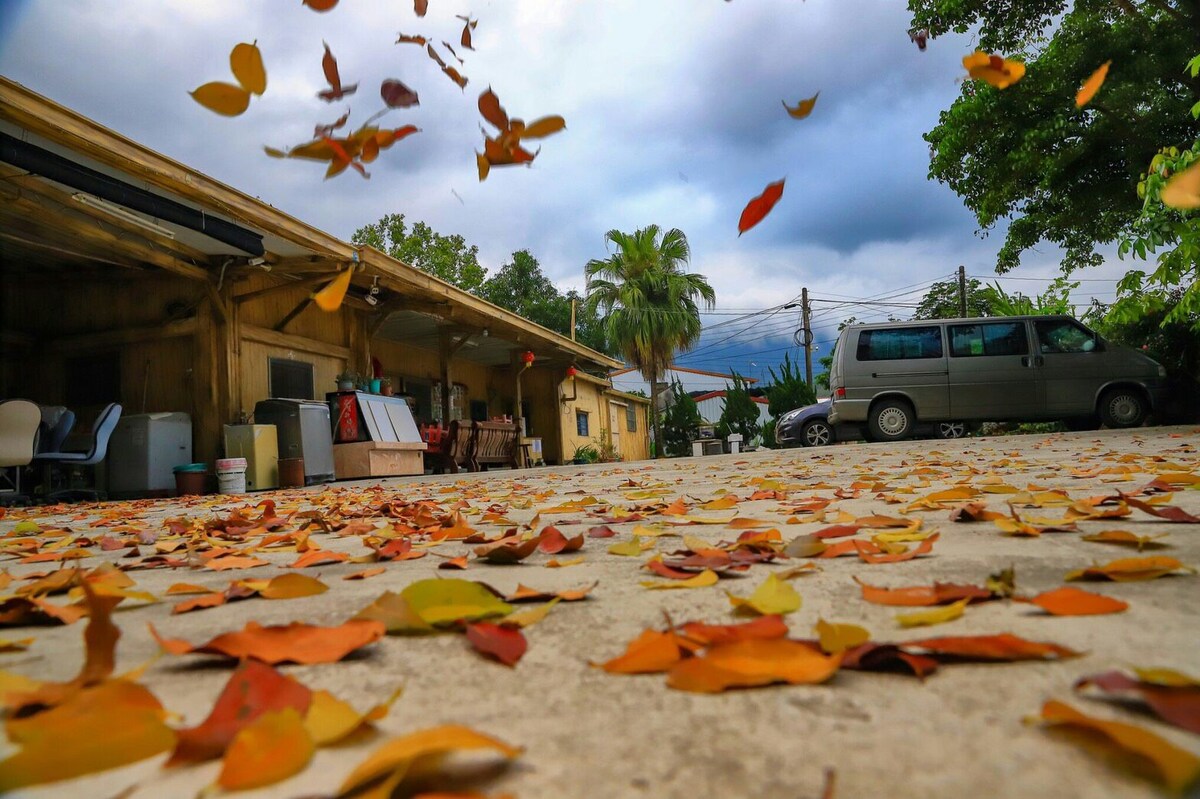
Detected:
left=1114, top=134, right=1200, bottom=330
left=352, top=213, right=487, bottom=293
left=764, top=353, right=816, bottom=417
left=480, top=249, right=557, bottom=317
left=661, top=380, right=701, bottom=457
left=585, top=226, right=716, bottom=458
left=980, top=277, right=1080, bottom=316
left=717, top=372, right=761, bottom=442
left=912, top=278, right=991, bottom=319
left=908, top=0, right=1200, bottom=274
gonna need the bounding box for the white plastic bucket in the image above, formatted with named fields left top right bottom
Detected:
left=215, top=457, right=248, bottom=495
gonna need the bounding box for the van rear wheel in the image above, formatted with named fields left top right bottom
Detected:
left=1099, top=388, right=1147, bottom=428
left=868, top=399, right=914, bottom=442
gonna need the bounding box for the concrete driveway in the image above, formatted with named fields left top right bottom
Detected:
left=1, top=427, right=1197, bottom=798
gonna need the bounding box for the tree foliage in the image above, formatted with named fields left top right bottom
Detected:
left=661, top=380, right=702, bottom=457
left=912, top=278, right=992, bottom=319
left=909, top=0, right=1200, bottom=273
left=480, top=250, right=611, bottom=354
left=717, top=372, right=761, bottom=442
left=352, top=213, right=487, bottom=293
left=764, top=353, right=816, bottom=417
left=979, top=277, right=1080, bottom=316
left=1114, top=135, right=1200, bottom=329
left=585, top=226, right=716, bottom=458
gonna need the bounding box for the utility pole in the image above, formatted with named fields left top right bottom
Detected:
left=957, top=265, right=968, bottom=318
left=801, top=287, right=813, bottom=389
left=569, top=299, right=577, bottom=341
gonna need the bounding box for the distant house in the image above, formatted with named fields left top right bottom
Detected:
left=692, top=391, right=772, bottom=432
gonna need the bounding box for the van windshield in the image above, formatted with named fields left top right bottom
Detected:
left=1034, top=320, right=1096, bottom=354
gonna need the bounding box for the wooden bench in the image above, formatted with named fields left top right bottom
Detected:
left=428, top=420, right=475, bottom=474
left=469, top=421, right=520, bottom=471
left=427, top=420, right=521, bottom=473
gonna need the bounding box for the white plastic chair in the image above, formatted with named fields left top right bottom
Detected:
left=0, top=400, right=42, bottom=500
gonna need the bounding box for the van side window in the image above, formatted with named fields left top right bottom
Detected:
left=855, top=327, right=943, bottom=361
left=1034, top=320, right=1096, bottom=354
left=948, top=322, right=1028, bottom=357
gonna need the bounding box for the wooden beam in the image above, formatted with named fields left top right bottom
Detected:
left=0, top=230, right=146, bottom=272
left=274, top=295, right=313, bottom=332
left=241, top=323, right=351, bottom=361
left=42, top=317, right=197, bottom=355
left=264, top=256, right=346, bottom=273
left=1, top=168, right=216, bottom=265
left=192, top=295, right=221, bottom=465
left=0, top=190, right=211, bottom=281
left=234, top=273, right=333, bottom=305
left=0, top=330, right=36, bottom=348
left=204, top=279, right=229, bottom=325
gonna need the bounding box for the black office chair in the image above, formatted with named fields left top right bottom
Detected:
left=33, top=403, right=121, bottom=502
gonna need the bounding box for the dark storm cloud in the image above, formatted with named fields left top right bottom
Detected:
left=0, top=0, right=1019, bottom=321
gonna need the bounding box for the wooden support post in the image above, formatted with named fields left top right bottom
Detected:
left=192, top=296, right=222, bottom=465
left=439, top=330, right=453, bottom=426
left=347, top=310, right=372, bottom=378
left=512, top=349, right=524, bottom=437
left=220, top=280, right=242, bottom=425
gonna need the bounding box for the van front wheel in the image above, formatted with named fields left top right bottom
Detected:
left=1099, top=388, right=1147, bottom=428
left=868, top=399, right=914, bottom=442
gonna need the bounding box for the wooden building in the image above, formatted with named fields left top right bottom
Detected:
left=0, top=78, right=649, bottom=469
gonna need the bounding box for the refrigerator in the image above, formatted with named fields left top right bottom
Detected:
left=253, top=399, right=335, bottom=485
left=107, top=412, right=193, bottom=496
left=223, top=424, right=280, bottom=491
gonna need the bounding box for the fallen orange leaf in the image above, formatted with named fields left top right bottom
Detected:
left=1033, top=700, right=1200, bottom=794
left=666, top=639, right=840, bottom=693
left=151, top=619, right=385, bottom=665
left=1023, top=586, right=1128, bottom=616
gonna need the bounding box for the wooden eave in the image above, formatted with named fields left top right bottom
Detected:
left=0, top=77, right=620, bottom=370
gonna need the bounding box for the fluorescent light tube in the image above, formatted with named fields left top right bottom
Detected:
left=72, top=193, right=176, bottom=239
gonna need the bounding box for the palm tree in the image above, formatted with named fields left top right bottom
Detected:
left=585, top=226, right=716, bottom=458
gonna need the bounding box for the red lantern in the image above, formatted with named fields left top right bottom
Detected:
left=566, top=365, right=578, bottom=378
left=522, top=351, right=535, bottom=365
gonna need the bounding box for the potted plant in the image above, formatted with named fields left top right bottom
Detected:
left=595, top=430, right=620, bottom=462
left=380, top=377, right=394, bottom=397
left=335, top=371, right=357, bottom=391
left=570, top=443, right=600, bottom=465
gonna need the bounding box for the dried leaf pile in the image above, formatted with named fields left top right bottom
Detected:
left=0, top=432, right=1196, bottom=795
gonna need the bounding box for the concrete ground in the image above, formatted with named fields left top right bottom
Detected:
left=1, top=427, right=1198, bottom=798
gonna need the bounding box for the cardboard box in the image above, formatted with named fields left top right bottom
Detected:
left=333, top=441, right=427, bottom=479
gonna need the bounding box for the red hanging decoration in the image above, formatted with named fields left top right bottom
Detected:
left=566, top=365, right=578, bottom=378
left=522, top=351, right=536, bottom=365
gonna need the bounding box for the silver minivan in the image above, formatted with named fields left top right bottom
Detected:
left=826, top=316, right=1168, bottom=441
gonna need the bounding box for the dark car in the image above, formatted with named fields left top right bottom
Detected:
left=775, top=399, right=969, bottom=448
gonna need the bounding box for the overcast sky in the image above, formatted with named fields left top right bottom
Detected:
left=0, top=0, right=1129, bottom=382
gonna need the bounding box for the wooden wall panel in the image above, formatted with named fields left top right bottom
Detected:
left=4, top=272, right=199, bottom=337
left=121, top=337, right=194, bottom=415
left=236, top=273, right=348, bottom=346
left=238, top=339, right=345, bottom=418
left=557, top=378, right=606, bottom=463
left=613, top=400, right=650, bottom=462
